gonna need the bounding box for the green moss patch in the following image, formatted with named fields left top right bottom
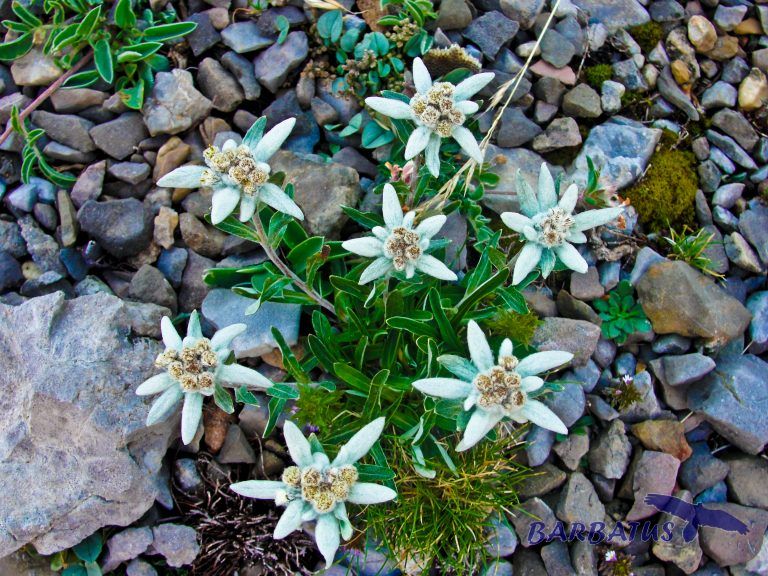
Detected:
left=628, top=21, right=665, bottom=54
left=584, top=64, right=613, bottom=89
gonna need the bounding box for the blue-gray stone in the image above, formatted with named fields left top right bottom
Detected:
left=253, top=32, right=308, bottom=93
left=746, top=291, right=768, bottom=354
left=570, top=359, right=601, bottom=392
left=221, top=51, right=261, bottom=101
left=59, top=247, right=88, bottom=281
left=0, top=220, right=25, bottom=259
left=755, top=137, right=768, bottom=164
left=721, top=57, right=750, bottom=84
left=484, top=512, right=518, bottom=557
left=712, top=183, right=744, bottom=209
left=18, top=215, right=65, bottom=275
left=0, top=250, right=22, bottom=291
left=713, top=206, right=739, bottom=232
left=650, top=0, right=684, bottom=22
left=462, top=11, right=519, bottom=59
left=701, top=81, right=737, bottom=109
left=525, top=425, right=555, bottom=466
left=619, top=371, right=661, bottom=423
left=571, top=0, right=649, bottom=32
left=659, top=353, right=716, bottom=386
left=186, top=13, right=221, bottom=57
left=739, top=205, right=768, bottom=266
left=570, top=117, right=661, bottom=191
left=345, top=546, right=400, bottom=576
left=201, top=288, right=300, bottom=359
left=652, top=334, right=691, bottom=355
left=540, top=29, right=575, bottom=69
left=612, top=59, right=648, bottom=91
left=679, top=442, right=729, bottom=496
left=694, top=481, right=727, bottom=505
left=157, top=247, right=187, bottom=289
left=544, top=382, right=586, bottom=427
left=5, top=183, right=37, bottom=212
left=711, top=108, right=758, bottom=152
left=614, top=352, right=636, bottom=377
left=709, top=147, right=736, bottom=175
left=750, top=164, right=768, bottom=184
left=688, top=354, right=768, bottom=454
left=658, top=65, right=699, bottom=120
left=482, top=560, right=513, bottom=576
left=706, top=130, right=757, bottom=170
left=697, top=160, right=722, bottom=193
left=220, top=21, right=274, bottom=53
left=598, top=260, right=621, bottom=291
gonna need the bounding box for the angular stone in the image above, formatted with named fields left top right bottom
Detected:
left=679, top=442, right=728, bottom=496
left=143, top=70, right=212, bottom=136
left=179, top=250, right=214, bottom=312
left=636, top=261, right=751, bottom=346
left=711, top=109, right=758, bottom=152
left=688, top=354, right=768, bottom=455
left=102, top=527, right=154, bottom=572
left=588, top=419, right=631, bottom=479
left=220, top=21, right=274, bottom=53
left=217, top=424, right=257, bottom=464
left=31, top=111, right=95, bottom=153
left=151, top=524, right=199, bottom=568
left=562, top=84, right=601, bottom=118
left=481, top=145, right=553, bottom=214
left=253, top=32, right=308, bottom=93
left=631, top=419, right=692, bottom=461
left=531, top=317, right=600, bottom=366
left=518, top=462, right=567, bottom=498
left=651, top=490, right=703, bottom=574
left=0, top=293, right=171, bottom=555
left=196, top=57, right=244, bottom=112
left=462, top=11, right=519, bottom=59
left=497, top=107, right=542, bottom=148
left=659, top=353, right=716, bottom=387
left=78, top=198, right=153, bottom=259
left=625, top=451, right=681, bottom=522
left=556, top=472, right=605, bottom=529
left=553, top=433, right=589, bottom=471
left=10, top=50, right=62, bottom=86
left=128, top=264, right=177, bottom=313
left=724, top=455, right=768, bottom=510
left=90, top=114, right=149, bottom=160
left=533, top=117, right=582, bottom=153
left=698, top=503, right=768, bottom=566
left=570, top=0, right=649, bottom=33
left=510, top=498, right=558, bottom=547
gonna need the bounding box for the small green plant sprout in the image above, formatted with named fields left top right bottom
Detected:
left=10, top=106, right=76, bottom=188
left=136, top=311, right=274, bottom=444
left=0, top=0, right=196, bottom=109
left=341, top=183, right=457, bottom=284
left=365, top=57, right=494, bottom=176
left=582, top=156, right=609, bottom=209
left=593, top=280, right=651, bottom=345
left=157, top=117, right=303, bottom=225
left=413, top=321, right=572, bottom=451
left=230, top=418, right=396, bottom=567
left=50, top=533, right=103, bottom=575
left=603, top=374, right=643, bottom=412
left=501, top=163, right=624, bottom=284
left=664, top=225, right=724, bottom=278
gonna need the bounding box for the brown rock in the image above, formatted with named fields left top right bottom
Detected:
left=739, top=67, right=768, bottom=111
left=698, top=503, right=768, bottom=566
left=632, top=420, right=692, bottom=461
left=203, top=405, right=232, bottom=453
left=153, top=137, right=191, bottom=182
left=153, top=206, right=178, bottom=250
left=179, top=213, right=227, bottom=258
left=704, top=36, right=741, bottom=61
left=687, top=15, right=716, bottom=52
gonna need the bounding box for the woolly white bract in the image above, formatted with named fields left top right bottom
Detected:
left=365, top=58, right=494, bottom=177
left=157, top=118, right=304, bottom=225
left=501, top=163, right=624, bottom=285
left=230, top=418, right=396, bottom=567
left=341, top=183, right=457, bottom=284
left=412, top=321, right=572, bottom=451
left=136, top=311, right=273, bottom=444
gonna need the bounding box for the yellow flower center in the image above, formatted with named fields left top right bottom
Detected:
left=204, top=144, right=270, bottom=195
left=384, top=226, right=422, bottom=271
left=410, top=82, right=466, bottom=138
left=156, top=339, right=218, bottom=393
left=281, top=464, right=359, bottom=513
left=474, top=356, right=525, bottom=411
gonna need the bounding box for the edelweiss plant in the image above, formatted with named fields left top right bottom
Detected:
left=501, top=163, right=624, bottom=284
left=230, top=418, right=396, bottom=566
left=341, top=183, right=457, bottom=284
left=136, top=311, right=273, bottom=444
left=157, top=117, right=303, bottom=224
left=413, top=321, right=571, bottom=451
left=365, top=57, right=494, bottom=176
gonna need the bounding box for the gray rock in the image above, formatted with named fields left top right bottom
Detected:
left=221, top=21, right=274, bottom=53
left=571, top=0, right=648, bottom=32
left=688, top=354, right=768, bottom=455
left=128, top=264, right=177, bottom=313
left=510, top=498, right=559, bottom=548
left=518, top=462, right=567, bottom=498
left=102, top=527, right=153, bottom=572
left=126, top=560, right=158, bottom=576
left=651, top=489, right=703, bottom=574
left=78, top=198, right=153, bottom=258
left=570, top=117, right=661, bottom=191
left=712, top=183, right=744, bottom=209
left=540, top=540, right=575, bottom=576
left=701, top=81, right=737, bottom=109
left=481, top=145, right=554, bottom=213
left=496, top=108, right=542, bottom=147
left=706, top=130, right=757, bottom=170
left=201, top=288, right=299, bottom=358
left=612, top=58, right=648, bottom=91
left=197, top=57, right=244, bottom=112
left=531, top=317, right=600, bottom=366
left=221, top=51, right=261, bottom=101
left=570, top=539, right=597, bottom=576
left=5, top=183, right=37, bottom=213
left=562, top=84, right=602, bottom=118
left=725, top=232, right=764, bottom=273
left=143, top=70, right=212, bottom=136
left=658, top=66, right=699, bottom=120
left=179, top=250, right=214, bottom=312
left=588, top=419, right=631, bottom=479
left=570, top=266, right=603, bottom=301
left=713, top=4, right=746, bottom=31
left=544, top=382, right=585, bottom=428
left=10, top=50, right=61, bottom=86
left=553, top=432, right=589, bottom=471
left=174, top=458, right=202, bottom=493
left=499, top=0, right=544, bottom=29
left=657, top=353, right=716, bottom=387
left=0, top=251, right=23, bottom=291
left=711, top=109, right=758, bottom=151
left=71, top=161, right=106, bottom=208
left=697, top=160, right=722, bottom=193
left=484, top=511, right=518, bottom=557
left=739, top=206, right=768, bottom=266
left=124, top=301, right=170, bottom=339
left=434, top=0, right=472, bottom=30
left=600, top=80, right=624, bottom=114
left=724, top=455, right=768, bottom=510
left=108, top=162, right=150, bottom=185
left=525, top=425, right=554, bottom=467
left=636, top=260, right=751, bottom=347
left=151, top=524, right=199, bottom=568
left=698, top=503, right=768, bottom=566
left=218, top=424, right=257, bottom=464
left=31, top=111, right=95, bottom=153
left=746, top=291, right=768, bottom=354
left=556, top=472, right=605, bottom=529
left=18, top=215, right=65, bottom=275
left=625, top=450, right=681, bottom=521
left=532, top=117, right=582, bottom=153
left=90, top=114, right=148, bottom=160
left=462, top=11, right=519, bottom=59
left=253, top=32, right=308, bottom=93
left=269, top=150, right=360, bottom=238
left=541, top=29, right=575, bottom=69
left=482, top=560, right=513, bottom=576
left=0, top=293, right=172, bottom=555
left=679, top=442, right=728, bottom=496
left=186, top=13, right=221, bottom=57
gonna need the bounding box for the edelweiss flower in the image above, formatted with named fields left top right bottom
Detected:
left=231, top=418, right=396, bottom=567
left=341, top=183, right=457, bottom=284
left=156, top=118, right=303, bottom=225
left=137, top=311, right=273, bottom=444
left=501, top=163, right=624, bottom=285
left=365, top=58, right=494, bottom=177
left=413, top=321, right=572, bottom=451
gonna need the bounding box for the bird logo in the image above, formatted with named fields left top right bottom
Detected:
left=644, top=494, right=749, bottom=543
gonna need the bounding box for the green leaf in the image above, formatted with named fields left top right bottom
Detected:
left=333, top=362, right=370, bottom=393
left=316, top=10, right=342, bottom=42
left=85, top=562, right=102, bottom=576
left=361, top=121, right=394, bottom=149
left=341, top=205, right=383, bottom=229
left=386, top=316, right=438, bottom=339
left=76, top=6, right=101, bottom=38
left=62, top=567, right=88, bottom=576
left=428, top=288, right=461, bottom=350
left=214, top=383, right=235, bottom=414
left=236, top=386, right=260, bottom=405
left=275, top=14, right=289, bottom=44
left=0, top=31, right=33, bottom=61
left=93, top=38, right=113, bottom=84
left=73, top=533, right=102, bottom=563
left=271, top=326, right=309, bottom=383
left=11, top=1, right=42, bottom=27
left=120, top=80, right=145, bottom=109
left=114, top=0, right=136, bottom=29
left=62, top=68, right=100, bottom=88
left=454, top=268, right=509, bottom=326
left=287, top=236, right=324, bottom=273
left=362, top=368, right=389, bottom=420
left=142, top=21, right=197, bottom=42
left=267, top=382, right=300, bottom=400
left=117, top=42, right=162, bottom=62
left=356, top=463, right=395, bottom=483
left=264, top=396, right=285, bottom=437
left=330, top=275, right=368, bottom=301
left=339, top=27, right=360, bottom=52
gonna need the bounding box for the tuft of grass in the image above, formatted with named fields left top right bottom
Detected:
left=664, top=225, right=724, bottom=278
left=366, top=437, right=530, bottom=573
left=603, top=375, right=643, bottom=412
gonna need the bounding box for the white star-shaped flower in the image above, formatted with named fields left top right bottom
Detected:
left=413, top=321, right=572, bottom=452
left=230, top=418, right=396, bottom=567
left=136, top=311, right=273, bottom=444
left=157, top=117, right=303, bottom=225
left=341, top=183, right=457, bottom=284
left=365, top=58, right=494, bottom=177
left=501, top=163, right=624, bottom=285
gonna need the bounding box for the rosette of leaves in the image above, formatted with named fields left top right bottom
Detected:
left=0, top=0, right=196, bottom=109
left=593, top=280, right=651, bottom=344
left=48, top=533, right=103, bottom=575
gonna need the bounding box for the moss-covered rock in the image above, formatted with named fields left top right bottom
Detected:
left=584, top=64, right=613, bottom=89
left=623, top=133, right=698, bottom=232
left=629, top=21, right=665, bottom=54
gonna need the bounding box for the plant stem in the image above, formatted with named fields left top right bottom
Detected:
left=251, top=208, right=337, bottom=316
left=0, top=51, right=93, bottom=147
